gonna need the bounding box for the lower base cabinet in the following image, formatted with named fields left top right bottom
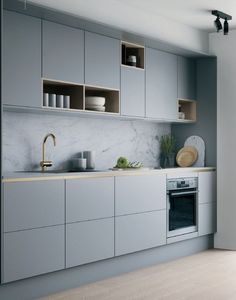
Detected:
left=66, top=218, right=114, bottom=268
left=3, top=225, right=65, bottom=283
left=115, top=210, right=166, bottom=256
left=199, top=202, right=216, bottom=236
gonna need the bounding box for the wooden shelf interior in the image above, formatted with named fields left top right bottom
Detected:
left=121, top=41, right=144, bottom=69
left=43, top=80, right=84, bottom=110
left=85, top=86, right=119, bottom=114
left=178, top=99, right=197, bottom=121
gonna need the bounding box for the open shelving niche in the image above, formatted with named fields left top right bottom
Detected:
left=121, top=41, right=145, bottom=70
left=177, top=99, right=197, bottom=122
left=42, top=79, right=120, bottom=114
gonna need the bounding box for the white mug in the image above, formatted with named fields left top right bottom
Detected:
left=49, top=94, right=56, bottom=107
left=56, top=95, right=64, bottom=108
left=64, top=95, right=70, bottom=109
left=43, top=93, right=49, bottom=107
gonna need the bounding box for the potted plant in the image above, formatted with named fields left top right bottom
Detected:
left=159, top=135, right=176, bottom=168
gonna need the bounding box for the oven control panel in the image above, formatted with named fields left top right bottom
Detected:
left=167, top=177, right=198, bottom=190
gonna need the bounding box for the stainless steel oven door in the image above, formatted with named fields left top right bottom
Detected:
left=167, top=189, right=198, bottom=238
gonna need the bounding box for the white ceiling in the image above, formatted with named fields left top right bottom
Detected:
left=28, top=0, right=236, bottom=32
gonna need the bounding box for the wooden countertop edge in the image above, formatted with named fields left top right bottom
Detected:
left=2, top=168, right=216, bottom=183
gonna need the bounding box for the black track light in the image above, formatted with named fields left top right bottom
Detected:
left=224, top=18, right=229, bottom=35
left=212, top=10, right=232, bottom=35
left=214, top=16, right=222, bottom=32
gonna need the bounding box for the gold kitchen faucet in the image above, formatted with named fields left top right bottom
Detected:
left=40, top=133, right=56, bottom=171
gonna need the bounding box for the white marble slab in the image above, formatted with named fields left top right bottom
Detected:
left=2, top=112, right=170, bottom=172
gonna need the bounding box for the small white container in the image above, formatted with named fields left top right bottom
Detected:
left=72, top=158, right=87, bottom=170
left=49, top=94, right=56, bottom=107
left=56, top=95, right=64, bottom=108
left=64, top=95, right=70, bottom=109
left=83, top=151, right=95, bottom=169
left=43, top=93, right=49, bottom=107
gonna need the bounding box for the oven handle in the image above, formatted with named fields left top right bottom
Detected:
left=169, top=190, right=198, bottom=196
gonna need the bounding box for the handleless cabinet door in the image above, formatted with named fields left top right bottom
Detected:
left=198, top=171, right=216, bottom=204
left=199, top=202, right=216, bottom=236
left=3, top=11, right=41, bottom=107
left=146, top=48, right=178, bottom=120
left=177, top=56, right=196, bottom=100
left=115, top=210, right=166, bottom=256
left=4, top=180, right=65, bottom=232
left=66, top=218, right=114, bottom=268
left=66, top=177, right=114, bottom=223
left=43, top=21, right=84, bottom=83
left=115, top=174, right=166, bottom=216
left=85, top=31, right=120, bottom=89
left=121, top=66, right=145, bottom=117
left=3, top=225, right=65, bottom=283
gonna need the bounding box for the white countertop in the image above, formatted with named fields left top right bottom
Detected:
left=2, top=167, right=216, bottom=183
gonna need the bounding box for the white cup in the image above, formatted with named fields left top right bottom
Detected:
left=72, top=158, right=87, bottom=170
left=49, top=94, right=56, bottom=107
left=83, top=151, right=95, bottom=169
left=43, top=93, right=49, bottom=107
left=64, top=95, right=70, bottom=109
left=56, top=95, right=64, bottom=108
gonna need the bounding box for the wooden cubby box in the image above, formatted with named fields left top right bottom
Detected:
left=121, top=41, right=145, bottom=69
left=178, top=99, right=197, bottom=122
left=85, top=86, right=120, bottom=114
left=43, top=79, right=84, bottom=110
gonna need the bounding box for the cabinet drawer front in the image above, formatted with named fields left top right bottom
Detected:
left=199, top=202, right=216, bottom=236
left=4, top=180, right=65, bottom=232
left=121, top=66, right=145, bottom=117
left=199, top=171, right=216, bottom=204
left=43, top=20, right=84, bottom=83
left=115, top=175, right=166, bottom=216
left=66, top=218, right=114, bottom=268
left=85, top=31, right=120, bottom=89
left=3, top=225, right=65, bottom=283
left=115, top=211, right=166, bottom=256
left=66, top=177, right=114, bottom=223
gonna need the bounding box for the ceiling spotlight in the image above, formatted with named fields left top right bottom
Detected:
left=224, top=18, right=229, bottom=35
left=214, top=16, right=222, bottom=32
left=212, top=10, right=232, bottom=35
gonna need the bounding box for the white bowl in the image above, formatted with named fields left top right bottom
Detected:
left=85, top=96, right=105, bottom=106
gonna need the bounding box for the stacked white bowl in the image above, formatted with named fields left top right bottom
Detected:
left=85, top=96, right=106, bottom=112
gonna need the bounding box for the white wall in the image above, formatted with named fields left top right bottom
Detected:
left=210, top=30, right=236, bottom=249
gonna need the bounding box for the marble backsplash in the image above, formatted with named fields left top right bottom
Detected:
left=2, top=112, right=170, bottom=172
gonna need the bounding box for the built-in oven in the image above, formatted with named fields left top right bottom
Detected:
left=167, top=177, right=198, bottom=238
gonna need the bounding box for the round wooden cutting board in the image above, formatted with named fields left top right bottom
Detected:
left=176, top=146, right=198, bottom=167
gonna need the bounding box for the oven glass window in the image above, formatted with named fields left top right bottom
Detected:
left=169, top=190, right=196, bottom=231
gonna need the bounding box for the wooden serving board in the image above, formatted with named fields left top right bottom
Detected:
left=110, top=167, right=152, bottom=171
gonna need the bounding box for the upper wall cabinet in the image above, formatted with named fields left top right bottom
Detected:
left=177, top=56, right=196, bottom=100
left=3, top=11, right=41, bottom=107
left=85, top=32, right=120, bottom=89
left=42, top=21, right=84, bottom=84
left=121, top=66, right=145, bottom=117
left=146, top=48, right=178, bottom=120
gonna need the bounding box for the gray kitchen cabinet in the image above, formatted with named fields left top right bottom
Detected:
left=146, top=48, right=178, bottom=120
left=198, top=171, right=216, bottom=204
left=3, top=11, right=41, bottom=107
left=66, top=177, right=114, bottom=223
left=66, top=218, right=114, bottom=268
left=85, top=31, right=120, bottom=89
left=42, top=21, right=84, bottom=83
left=3, top=225, right=65, bottom=283
left=198, top=171, right=216, bottom=236
left=4, top=181, right=64, bottom=232
left=115, top=210, right=166, bottom=256
left=198, top=202, right=216, bottom=236
left=177, top=56, right=196, bottom=100
left=121, top=66, right=145, bottom=117
left=115, top=174, right=166, bottom=216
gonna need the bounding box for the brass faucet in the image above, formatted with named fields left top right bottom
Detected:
left=40, top=133, right=56, bottom=172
